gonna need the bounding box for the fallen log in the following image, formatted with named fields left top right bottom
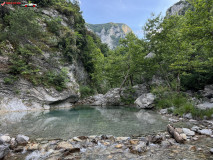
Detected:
left=167, top=124, right=185, bottom=144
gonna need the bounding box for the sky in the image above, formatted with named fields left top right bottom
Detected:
left=80, top=0, right=179, bottom=38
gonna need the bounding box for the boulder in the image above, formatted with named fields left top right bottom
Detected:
left=0, top=145, right=10, bottom=159
left=0, top=135, right=11, bottom=143
left=198, top=129, right=212, bottom=136
left=134, top=93, right=155, bottom=109
left=202, top=85, right=213, bottom=98
left=16, top=135, right=29, bottom=145
left=197, top=102, right=213, bottom=110
left=182, top=128, right=195, bottom=136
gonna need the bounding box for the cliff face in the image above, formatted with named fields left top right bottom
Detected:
left=0, top=4, right=92, bottom=112
left=166, top=0, right=191, bottom=16
left=86, top=23, right=132, bottom=49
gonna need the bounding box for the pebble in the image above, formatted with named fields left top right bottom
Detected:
left=198, top=129, right=212, bottom=136
left=115, top=144, right=123, bottom=149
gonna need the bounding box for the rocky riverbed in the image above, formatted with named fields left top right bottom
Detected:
left=1, top=119, right=213, bottom=160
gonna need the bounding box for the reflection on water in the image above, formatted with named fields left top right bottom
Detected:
left=0, top=106, right=169, bottom=139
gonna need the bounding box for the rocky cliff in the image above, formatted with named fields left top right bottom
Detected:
left=86, top=23, right=132, bottom=49
left=166, top=0, right=191, bottom=16
left=0, top=2, right=100, bottom=112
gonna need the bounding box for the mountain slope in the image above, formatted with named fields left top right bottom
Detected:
left=166, top=0, right=192, bottom=16
left=86, top=23, right=132, bottom=49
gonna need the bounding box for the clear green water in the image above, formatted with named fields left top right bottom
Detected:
left=0, top=106, right=169, bottom=139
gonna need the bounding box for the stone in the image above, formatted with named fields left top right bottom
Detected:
left=191, top=126, right=200, bottom=132
left=198, top=129, right=212, bottom=136
left=115, top=137, right=129, bottom=141
left=103, top=142, right=110, bottom=146
left=192, top=137, right=198, bottom=141
left=197, top=102, right=213, bottom=110
left=129, top=142, right=147, bottom=154
left=134, top=93, right=155, bottom=109
left=10, top=138, right=17, bottom=149
left=0, top=135, right=11, bottom=143
left=169, top=118, right=179, bottom=123
left=130, top=140, right=138, bottom=145
left=149, top=135, right=163, bottom=144
left=189, top=146, right=196, bottom=152
left=115, top=144, right=123, bottom=149
left=160, top=109, right=168, bottom=114
left=182, top=128, right=195, bottom=136
left=16, top=135, right=29, bottom=145
left=27, top=143, right=39, bottom=151
left=0, top=145, right=10, bottom=159
left=73, top=137, right=82, bottom=142
left=57, top=142, right=73, bottom=150
left=210, top=148, right=213, bottom=154
left=183, top=113, right=192, bottom=119
left=161, top=140, right=171, bottom=148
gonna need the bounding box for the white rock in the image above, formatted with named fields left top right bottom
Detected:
left=183, top=128, right=195, bottom=136
left=210, top=148, right=213, bottom=154
left=197, top=102, right=213, bottom=110
left=198, top=129, right=212, bottom=136
left=0, top=135, right=11, bottom=143
left=159, top=109, right=168, bottom=114
left=134, top=93, right=155, bottom=109
left=191, top=126, right=200, bottom=132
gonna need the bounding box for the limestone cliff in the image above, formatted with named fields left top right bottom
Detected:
left=0, top=3, right=94, bottom=112
left=86, top=23, right=132, bottom=49
left=166, top=0, right=192, bottom=16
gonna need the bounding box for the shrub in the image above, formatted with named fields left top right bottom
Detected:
left=43, top=68, right=69, bottom=91
left=46, top=18, right=62, bottom=36
left=79, top=85, right=95, bottom=98
left=3, top=76, right=17, bottom=85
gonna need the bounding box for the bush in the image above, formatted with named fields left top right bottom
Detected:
left=43, top=68, right=69, bottom=91
left=79, top=85, right=95, bottom=98
left=46, top=18, right=62, bottom=36
left=3, top=76, right=17, bottom=85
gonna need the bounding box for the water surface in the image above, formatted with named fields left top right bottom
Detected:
left=0, top=106, right=169, bottom=139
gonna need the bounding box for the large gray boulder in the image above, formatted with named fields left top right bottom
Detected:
left=197, top=102, right=213, bottom=110
left=134, top=93, right=155, bottom=109
left=0, top=145, right=10, bottom=159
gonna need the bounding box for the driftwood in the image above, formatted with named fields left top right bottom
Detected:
left=167, top=124, right=185, bottom=144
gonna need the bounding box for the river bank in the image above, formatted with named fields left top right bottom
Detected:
left=1, top=111, right=213, bottom=160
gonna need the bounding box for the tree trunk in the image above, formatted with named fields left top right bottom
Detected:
left=167, top=124, right=185, bottom=143
left=119, top=68, right=130, bottom=94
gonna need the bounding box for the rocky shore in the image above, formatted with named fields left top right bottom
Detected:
left=1, top=118, right=213, bottom=160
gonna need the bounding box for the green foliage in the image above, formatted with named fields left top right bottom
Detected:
left=3, top=76, right=17, bottom=85
left=43, top=68, right=69, bottom=91
left=5, top=8, right=41, bottom=44
left=121, top=87, right=136, bottom=105
left=46, top=18, right=62, bottom=36
left=79, top=85, right=95, bottom=98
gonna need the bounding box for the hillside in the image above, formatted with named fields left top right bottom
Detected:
left=86, top=23, right=132, bottom=49
left=0, top=0, right=108, bottom=112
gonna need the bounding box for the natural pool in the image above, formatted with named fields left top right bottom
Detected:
left=0, top=106, right=170, bottom=139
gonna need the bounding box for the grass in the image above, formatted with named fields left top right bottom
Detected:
left=152, top=85, right=213, bottom=119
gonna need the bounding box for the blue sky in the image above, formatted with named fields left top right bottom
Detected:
left=80, top=0, right=179, bottom=38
